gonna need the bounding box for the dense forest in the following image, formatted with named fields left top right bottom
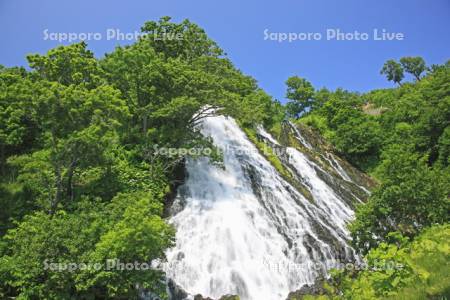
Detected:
left=0, top=17, right=449, bottom=299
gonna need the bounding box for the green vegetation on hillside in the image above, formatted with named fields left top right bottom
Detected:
left=0, top=15, right=448, bottom=299
left=0, top=17, right=282, bottom=299
left=289, top=224, right=450, bottom=299
left=289, top=58, right=449, bottom=299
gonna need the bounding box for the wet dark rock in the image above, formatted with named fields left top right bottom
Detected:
left=193, top=295, right=239, bottom=300
left=268, top=122, right=376, bottom=211
left=242, top=162, right=296, bottom=250
left=218, top=296, right=240, bottom=300
left=276, top=149, right=315, bottom=203
left=194, top=295, right=214, bottom=300
left=282, top=121, right=376, bottom=191
left=167, top=278, right=188, bottom=300
left=286, top=276, right=330, bottom=300
left=167, top=278, right=240, bottom=300
left=164, top=158, right=188, bottom=217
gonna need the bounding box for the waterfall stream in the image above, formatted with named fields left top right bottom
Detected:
left=164, top=115, right=362, bottom=300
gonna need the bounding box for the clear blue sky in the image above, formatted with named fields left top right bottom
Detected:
left=1, top=0, right=449, bottom=102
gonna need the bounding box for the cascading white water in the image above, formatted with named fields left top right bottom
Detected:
left=321, top=153, right=371, bottom=196
left=322, top=154, right=352, bottom=182
left=287, top=121, right=312, bottom=150
left=285, top=148, right=353, bottom=235
left=257, top=125, right=280, bottom=145
left=164, top=115, right=359, bottom=300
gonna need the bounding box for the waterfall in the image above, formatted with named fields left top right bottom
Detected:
left=287, top=121, right=312, bottom=150
left=164, top=115, right=361, bottom=300
left=322, top=153, right=352, bottom=182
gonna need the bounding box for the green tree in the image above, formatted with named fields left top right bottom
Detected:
left=437, top=126, right=450, bottom=167
left=0, top=193, right=174, bottom=299
left=27, top=42, right=104, bottom=88
left=78, top=192, right=175, bottom=298
left=140, top=16, right=223, bottom=61
left=27, top=82, right=127, bottom=212
left=400, top=56, right=426, bottom=81
left=0, top=200, right=107, bottom=299
left=332, top=114, right=382, bottom=168
left=328, top=225, right=450, bottom=300
left=381, top=59, right=404, bottom=85
left=312, top=87, right=332, bottom=110
left=234, top=90, right=283, bottom=128
left=285, top=76, right=315, bottom=118
left=350, top=145, right=449, bottom=253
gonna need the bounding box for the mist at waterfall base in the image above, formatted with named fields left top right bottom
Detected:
left=163, top=115, right=365, bottom=300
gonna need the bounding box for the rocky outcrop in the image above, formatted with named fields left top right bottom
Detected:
left=167, top=278, right=189, bottom=300
left=167, top=279, right=239, bottom=300
left=163, top=158, right=188, bottom=217
left=194, top=295, right=239, bottom=300
left=260, top=121, right=376, bottom=208
left=286, top=276, right=330, bottom=300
